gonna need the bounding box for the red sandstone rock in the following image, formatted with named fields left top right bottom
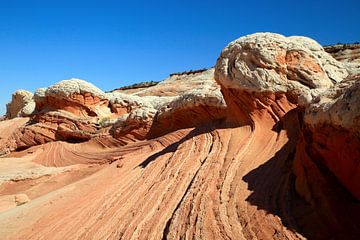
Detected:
left=0, top=32, right=360, bottom=240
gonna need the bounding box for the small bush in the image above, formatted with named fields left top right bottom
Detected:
left=111, top=81, right=159, bottom=91
left=99, top=117, right=111, bottom=127
left=169, top=68, right=209, bottom=77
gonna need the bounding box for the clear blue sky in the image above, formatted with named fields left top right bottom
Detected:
left=1, top=0, right=359, bottom=114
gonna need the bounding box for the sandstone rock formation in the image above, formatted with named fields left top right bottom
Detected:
left=0, top=117, right=30, bottom=156
left=325, top=43, right=360, bottom=64
left=6, top=90, right=35, bottom=119
left=123, top=68, right=219, bottom=97
left=295, top=75, right=360, bottom=203
left=325, top=43, right=360, bottom=77
left=1, top=72, right=228, bottom=153
left=40, top=78, right=110, bottom=117
left=0, top=32, right=359, bottom=240
left=215, top=33, right=349, bottom=93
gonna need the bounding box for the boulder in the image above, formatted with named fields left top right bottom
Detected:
left=14, top=194, right=30, bottom=206
left=0, top=194, right=30, bottom=214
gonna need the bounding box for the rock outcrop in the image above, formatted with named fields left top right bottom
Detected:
left=110, top=84, right=226, bottom=140
left=302, top=76, right=360, bottom=133
left=39, top=78, right=110, bottom=118
left=325, top=43, right=360, bottom=64
left=215, top=33, right=349, bottom=93
left=6, top=90, right=35, bottom=119
left=295, top=75, right=360, bottom=201
left=126, top=68, right=219, bottom=97
left=106, top=91, right=154, bottom=115
left=2, top=73, right=227, bottom=151
left=215, top=32, right=360, bottom=238
left=1, top=79, right=110, bottom=152
left=148, top=85, right=227, bottom=137
left=0, top=32, right=359, bottom=240
left=0, top=117, right=29, bottom=156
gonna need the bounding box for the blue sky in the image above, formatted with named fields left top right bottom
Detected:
left=0, top=0, right=359, bottom=114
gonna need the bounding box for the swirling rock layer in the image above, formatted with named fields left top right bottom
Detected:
left=0, top=32, right=359, bottom=240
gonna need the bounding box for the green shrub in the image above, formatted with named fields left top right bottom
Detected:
left=99, top=117, right=111, bottom=127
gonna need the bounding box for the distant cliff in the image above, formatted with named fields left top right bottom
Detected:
left=325, top=43, right=360, bottom=64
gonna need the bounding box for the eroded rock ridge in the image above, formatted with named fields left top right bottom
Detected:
left=0, top=32, right=359, bottom=240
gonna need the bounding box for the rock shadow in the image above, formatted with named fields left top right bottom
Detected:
left=242, top=110, right=360, bottom=239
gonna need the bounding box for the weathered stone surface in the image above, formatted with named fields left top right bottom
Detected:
left=0, top=117, right=29, bottom=156
left=8, top=111, right=99, bottom=151
left=33, top=87, right=46, bottom=109
left=215, top=32, right=360, bottom=238
left=1, top=32, right=360, bottom=240
left=294, top=76, right=360, bottom=201
left=109, top=73, right=226, bottom=140
left=157, top=85, right=226, bottom=116
left=215, top=33, right=349, bottom=93
left=129, top=68, right=219, bottom=97
left=6, top=90, right=35, bottom=119
left=325, top=43, right=360, bottom=64
left=45, top=78, right=106, bottom=100
left=111, top=106, right=156, bottom=140
left=325, top=43, right=360, bottom=77
left=303, top=77, right=360, bottom=133
left=37, top=79, right=111, bottom=117
left=106, top=92, right=153, bottom=115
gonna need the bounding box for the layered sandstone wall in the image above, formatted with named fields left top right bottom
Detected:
left=0, top=32, right=359, bottom=239
left=325, top=43, right=360, bottom=64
